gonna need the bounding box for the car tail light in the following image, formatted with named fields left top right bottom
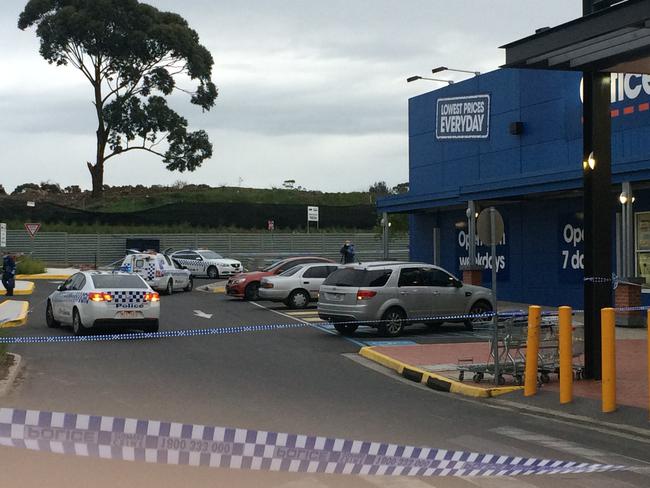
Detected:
left=145, top=292, right=160, bottom=302
left=89, top=292, right=112, bottom=302
left=261, top=282, right=274, bottom=289
left=356, top=289, right=377, bottom=300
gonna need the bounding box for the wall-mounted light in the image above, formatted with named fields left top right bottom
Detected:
left=583, top=152, right=596, bottom=171
left=619, top=192, right=628, bottom=205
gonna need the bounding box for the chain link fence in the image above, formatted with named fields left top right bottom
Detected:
left=4, top=231, right=409, bottom=270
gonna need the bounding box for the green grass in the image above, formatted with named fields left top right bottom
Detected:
left=16, top=256, right=46, bottom=275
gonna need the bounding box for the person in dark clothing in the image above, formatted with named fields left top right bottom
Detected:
left=340, top=240, right=356, bottom=264
left=2, top=253, right=17, bottom=297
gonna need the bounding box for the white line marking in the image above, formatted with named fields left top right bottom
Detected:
left=249, top=302, right=365, bottom=346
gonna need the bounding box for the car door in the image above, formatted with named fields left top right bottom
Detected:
left=396, top=267, right=433, bottom=319
left=301, top=265, right=333, bottom=298
left=55, top=273, right=84, bottom=323
left=422, top=268, right=467, bottom=317
left=183, top=251, right=205, bottom=274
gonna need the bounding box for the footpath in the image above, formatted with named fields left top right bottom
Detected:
left=359, top=302, right=650, bottom=433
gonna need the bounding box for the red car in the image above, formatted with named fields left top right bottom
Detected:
left=226, top=256, right=334, bottom=300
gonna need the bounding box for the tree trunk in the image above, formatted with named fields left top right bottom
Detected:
left=88, top=161, right=104, bottom=198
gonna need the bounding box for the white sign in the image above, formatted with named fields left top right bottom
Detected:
left=0, top=223, right=6, bottom=248
left=307, top=206, right=319, bottom=222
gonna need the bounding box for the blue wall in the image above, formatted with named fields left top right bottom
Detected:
left=399, top=68, right=650, bottom=307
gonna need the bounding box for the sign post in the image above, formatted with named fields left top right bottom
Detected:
left=0, top=223, right=6, bottom=248
left=477, top=207, right=505, bottom=385
left=307, top=206, right=319, bottom=234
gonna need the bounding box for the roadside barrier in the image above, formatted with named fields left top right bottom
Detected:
left=0, top=407, right=626, bottom=477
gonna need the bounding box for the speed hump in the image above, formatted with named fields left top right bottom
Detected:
left=477, top=207, right=504, bottom=245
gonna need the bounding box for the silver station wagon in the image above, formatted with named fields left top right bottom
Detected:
left=317, top=262, right=494, bottom=337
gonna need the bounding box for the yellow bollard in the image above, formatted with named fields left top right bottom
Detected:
left=559, top=306, right=573, bottom=404
left=524, top=305, right=542, bottom=396
left=601, top=307, right=617, bottom=413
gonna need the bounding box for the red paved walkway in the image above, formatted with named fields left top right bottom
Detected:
left=372, top=339, right=648, bottom=409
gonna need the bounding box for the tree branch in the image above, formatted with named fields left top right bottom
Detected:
left=104, top=145, right=165, bottom=163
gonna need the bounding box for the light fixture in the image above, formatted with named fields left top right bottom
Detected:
left=432, top=66, right=481, bottom=77
left=407, top=75, right=453, bottom=85
left=583, top=152, right=596, bottom=171
left=619, top=192, right=628, bottom=204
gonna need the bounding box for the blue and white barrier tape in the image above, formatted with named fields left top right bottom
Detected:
left=0, top=407, right=626, bottom=477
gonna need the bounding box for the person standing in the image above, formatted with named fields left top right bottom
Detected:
left=340, top=240, right=356, bottom=264
left=2, top=253, right=16, bottom=297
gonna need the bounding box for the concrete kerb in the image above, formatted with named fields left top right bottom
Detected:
left=0, top=301, right=29, bottom=328
left=359, top=347, right=522, bottom=399
left=0, top=281, right=35, bottom=296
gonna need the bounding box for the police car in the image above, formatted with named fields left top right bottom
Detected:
left=120, top=252, right=193, bottom=294
left=170, top=249, right=242, bottom=279
left=46, top=271, right=160, bottom=335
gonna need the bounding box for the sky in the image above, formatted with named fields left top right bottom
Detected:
left=0, top=1, right=582, bottom=193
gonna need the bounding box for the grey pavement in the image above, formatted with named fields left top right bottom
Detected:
left=0, top=281, right=649, bottom=487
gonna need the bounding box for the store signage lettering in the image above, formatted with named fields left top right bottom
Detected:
left=559, top=214, right=584, bottom=283
left=436, top=95, right=490, bottom=139
left=456, top=227, right=508, bottom=281
left=580, top=73, right=650, bottom=103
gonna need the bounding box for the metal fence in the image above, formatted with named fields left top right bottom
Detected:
left=4, top=231, right=409, bottom=269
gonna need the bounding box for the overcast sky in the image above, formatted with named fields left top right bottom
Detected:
left=0, top=1, right=581, bottom=193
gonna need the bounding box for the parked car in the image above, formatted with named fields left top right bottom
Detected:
left=46, top=271, right=160, bottom=335
left=259, top=263, right=342, bottom=309
left=317, top=262, right=494, bottom=337
left=170, top=249, right=242, bottom=278
left=226, top=256, right=334, bottom=300
left=120, top=252, right=193, bottom=295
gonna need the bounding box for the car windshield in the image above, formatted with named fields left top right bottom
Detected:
left=279, top=265, right=303, bottom=276
left=91, top=275, right=148, bottom=289
left=323, top=268, right=392, bottom=287
left=199, top=251, right=223, bottom=259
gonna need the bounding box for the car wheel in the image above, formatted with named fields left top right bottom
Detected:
left=165, top=279, right=174, bottom=295
left=46, top=301, right=60, bottom=328
left=184, top=277, right=193, bottom=292
left=72, top=308, right=87, bottom=336
left=244, top=282, right=260, bottom=301
left=379, top=308, right=406, bottom=337
left=207, top=266, right=219, bottom=279
left=288, top=289, right=310, bottom=309
left=144, top=320, right=159, bottom=333
left=333, top=323, right=358, bottom=336
left=465, top=300, right=493, bottom=331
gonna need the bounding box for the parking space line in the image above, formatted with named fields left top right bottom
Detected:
left=248, top=301, right=365, bottom=347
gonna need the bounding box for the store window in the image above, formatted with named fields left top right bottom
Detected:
left=636, top=212, right=650, bottom=281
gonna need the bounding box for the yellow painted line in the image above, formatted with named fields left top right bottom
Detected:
left=302, top=317, right=324, bottom=323
left=284, top=311, right=319, bottom=316
left=211, top=286, right=225, bottom=294
left=0, top=281, right=35, bottom=296
left=16, top=274, right=71, bottom=280
left=359, top=347, right=522, bottom=399
left=0, top=301, right=29, bottom=328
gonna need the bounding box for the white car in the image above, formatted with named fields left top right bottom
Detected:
left=46, top=271, right=160, bottom=336
left=120, top=252, right=193, bottom=295
left=171, top=249, right=242, bottom=279
left=258, top=263, right=342, bottom=309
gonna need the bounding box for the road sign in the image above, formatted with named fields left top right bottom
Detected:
left=477, top=208, right=504, bottom=245
left=307, top=206, right=319, bottom=222
left=24, top=223, right=41, bottom=238
left=0, top=223, right=5, bottom=248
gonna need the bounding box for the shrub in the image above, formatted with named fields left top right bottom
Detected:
left=16, top=256, right=46, bottom=275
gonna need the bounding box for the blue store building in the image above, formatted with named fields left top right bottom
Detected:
left=378, top=68, right=650, bottom=308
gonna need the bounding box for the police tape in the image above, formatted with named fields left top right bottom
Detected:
left=0, top=407, right=626, bottom=477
